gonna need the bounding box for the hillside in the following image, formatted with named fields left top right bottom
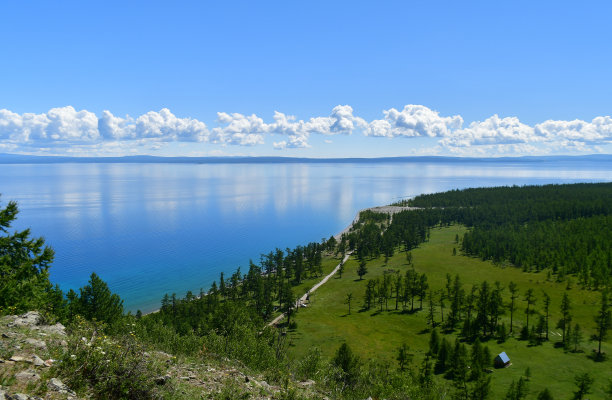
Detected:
left=2, top=182, right=612, bottom=399
left=0, top=311, right=324, bottom=399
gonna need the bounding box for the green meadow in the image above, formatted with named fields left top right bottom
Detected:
left=289, top=225, right=611, bottom=399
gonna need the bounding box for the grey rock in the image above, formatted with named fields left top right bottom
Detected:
left=9, top=394, right=30, bottom=400
left=8, top=311, right=41, bottom=328
left=2, top=332, right=16, bottom=339
left=154, top=375, right=171, bottom=385
left=9, top=355, right=27, bottom=362
left=24, top=338, right=46, bottom=349
left=14, top=369, right=41, bottom=382
left=41, top=323, right=66, bottom=336
left=31, top=355, right=45, bottom=367
left=0, top=388, right=5, bottom=400
left=48, top=377, right=71, bottom=393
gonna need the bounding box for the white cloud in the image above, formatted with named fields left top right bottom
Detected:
left=440, top=115, right=535, bottom=147
left=0, top=106, right=99, bottom=144
left=212, top=112, right=266, bottom=145
left=1, top=105, right=612, bottom=156
left=99, top=108, right=209, bottom=142
left=439, top=114, right=612, bottom=155
left=534, top=116, right=612, bottom=144
left=365, top=105, right=463, bottom=138
left=272, top=135, right=311, bottom=150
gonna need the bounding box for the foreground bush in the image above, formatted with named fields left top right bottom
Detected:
left=54, top=317, right=166, bottom=399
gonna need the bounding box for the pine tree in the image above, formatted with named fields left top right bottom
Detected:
left=594, top=291, right=611, bottom=360
left=345, top=292, right=353, bottom=315
left=333, top=343, right=359, bottom=386
left=396, top=343, right=412, bottom=371
left=570, top=323, right=583, bottom=352
left=536, top=388, right=554, bottom=400
left=505, top=377, right=529, bottom=400
left=524, top=288, right=536, bottom=332
left=573, top=373, right=594, bottom=400
left=428, top=328, right=440, bottom=356
left=542, top=291, right=551, bottom=341
left=357, top=259, right=368, bottom=280
left=77, top=272, right=124, bottom=324
left=427, top=289, right=436, bottom=327
left=508, top=281, right=519, bottom=334
left=0, top=199, right=56, bottom=313
left=558, top=292, right=572, bottom=347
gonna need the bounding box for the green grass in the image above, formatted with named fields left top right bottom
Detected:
left=289, top=225, right=611, bottom=399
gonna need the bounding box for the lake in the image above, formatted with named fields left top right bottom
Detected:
left=1, top=158, right=611, bottom=313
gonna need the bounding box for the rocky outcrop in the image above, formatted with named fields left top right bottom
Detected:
left=1, top=312, right=76, bottom=400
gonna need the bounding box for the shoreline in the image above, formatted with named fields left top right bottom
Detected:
left=144, top=204, right=418, bottom=317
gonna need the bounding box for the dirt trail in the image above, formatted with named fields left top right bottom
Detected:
left=267, top=251, right=352, bottom=327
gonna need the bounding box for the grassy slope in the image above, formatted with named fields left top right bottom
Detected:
left=289, top=225, right=611, bottom=399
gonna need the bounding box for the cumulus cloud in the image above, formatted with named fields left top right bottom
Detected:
left=0, top=106, right=99, bottom=144
left=99, top=108, right=209, bottom=142
left=1, top=105, right=612, bottom=155
left=1, top=107, right=210, bottom=149
left=534, top=116, right=612, bottom=144
left=440, top=115, right=535, bottom=147
left=364, top=105, right=463, bottom=138
left=440, top=114, right=612, bottom=154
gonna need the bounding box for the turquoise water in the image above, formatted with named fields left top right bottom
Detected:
left=1, top=160, right=611, bottom=313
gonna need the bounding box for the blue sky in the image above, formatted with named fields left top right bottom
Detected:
left=1, top=1, right=611, bottom=157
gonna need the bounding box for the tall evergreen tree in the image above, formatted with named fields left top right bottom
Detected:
left=523, top=289, right=536, bottom=332
left=0, top=199, right=56, bottom=313
left=77, top=272, right=124, bottom=325
left=558, top=292, right=572, bottom=347
left=594, top=290, right=611, bottom=360
left=508, top=281, right=519, bottom=334
left=542, top=291, right=551, bottom=341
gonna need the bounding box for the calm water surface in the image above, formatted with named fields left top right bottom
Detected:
left=1, top=160, right=611, bottom=312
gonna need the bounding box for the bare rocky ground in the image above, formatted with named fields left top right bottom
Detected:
left=1, top=312, right=325, bottom=399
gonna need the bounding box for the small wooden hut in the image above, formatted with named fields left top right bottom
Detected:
left=494, top=351, right=510, bottom=368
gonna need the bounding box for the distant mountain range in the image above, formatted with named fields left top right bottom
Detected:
left=0, top=153, right=611, bottom=164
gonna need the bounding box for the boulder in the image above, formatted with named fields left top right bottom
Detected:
left=31, top=355, right=45, bottom=367
left=24, top=339, right=46, bottom=350
left=8, top=312, right=41, bottom=328
left=41, top=323, right=66, bottom=336
left=14, top=369, right=41, bottom=382
left=48, top=377, right=75, bottom=395
left=9, top=355, right=27, bottom=362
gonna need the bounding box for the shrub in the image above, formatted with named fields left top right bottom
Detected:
left=54, top=317, right=165, bottom=399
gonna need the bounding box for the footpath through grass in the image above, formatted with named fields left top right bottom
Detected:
left=289, top=225, right=611, bottom=399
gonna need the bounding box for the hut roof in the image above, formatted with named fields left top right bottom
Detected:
left=496, top=352, right=510, bottom=363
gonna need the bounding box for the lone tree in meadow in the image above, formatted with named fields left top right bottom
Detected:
left=594, top=290, right=611, bottom=360
left=357, top=259, right=368, bottom=280
left=572, top=373, right=594, bottom=400
left=333, top=343, right=359, bottom=387
left=524, top=288, right=536, bottom=332
left=397, top=343, right=412, bottom=371
left=558, top=292, right=572, bottom=347
left=345, top=292, right=353, bottom=315
left=508, top=281, right=519, bottom=333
